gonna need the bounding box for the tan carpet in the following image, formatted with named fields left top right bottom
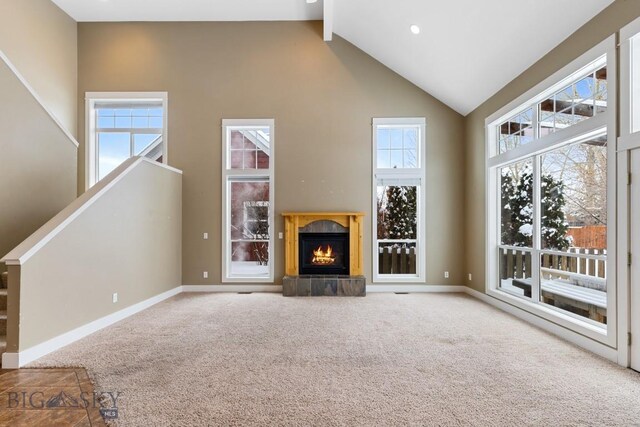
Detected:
left=30, top=293, right=640, bottom=426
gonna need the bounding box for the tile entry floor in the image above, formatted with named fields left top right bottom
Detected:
left=0, top=368, right=107, bottom=426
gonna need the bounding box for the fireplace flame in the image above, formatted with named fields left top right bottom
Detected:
left=312, top=245, right=336, bottom=265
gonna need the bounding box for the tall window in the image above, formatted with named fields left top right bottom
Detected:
left=86, top=92, right=168, bottom=188
left=372, top=118, right=426, bottom=282
left=486, top=38, right=615, bottom=344
left=222, top=119, right=274, bottom=282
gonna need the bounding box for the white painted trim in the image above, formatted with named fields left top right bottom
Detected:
left=629, top=149, right=640, bottom=370
left=2, top=286, right=182, bottom=368
left=487, top=287, right=609, bottom=341
left=1, top=353, right=19, bottom=369
left=463, top=287, right=619, bottom=363
left=366, top=285, right=466, bottom=293
left=182, top=285, right=282, bottom=293
left=85, top=92, right=169, bottom=190
left=323, top=0, right=333, bottom=41
left=488, top=119, right=607, bottom=168
left=221, top=118, right=275, bottom=283
left=371, top=117, right=427, bottom=283
left=485, top=36, right=612, bottom=128
left=618, top=134, right=640, bottom=151
left=0, top=49, right=78, bottom=148
left=143, top=157, right=183, bottom=175
left=621, top=16, right=640, bottom=45
left=484, top=35, right=618, bottom=348
left=1, top=157, right=182, bottom=265
left=618, top=150, right=631, bottom=367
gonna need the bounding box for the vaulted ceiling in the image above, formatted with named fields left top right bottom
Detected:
left=52, top=0, right=615, bottom=115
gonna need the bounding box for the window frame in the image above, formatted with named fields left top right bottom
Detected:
left=221, top=118, right=275, bottom=283
left=85, top=92, right=168, bottom=189
left=485, top=36, right=617, bottom=347
left=372, top=117, right=426, bottom=283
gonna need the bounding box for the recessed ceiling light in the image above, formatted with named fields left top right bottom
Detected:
left=410, top=25, right=420, bottom=35
left=306, top=0, right=318, bottom=3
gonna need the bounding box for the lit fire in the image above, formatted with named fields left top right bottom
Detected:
left=312, top=245, right=336, bottom=265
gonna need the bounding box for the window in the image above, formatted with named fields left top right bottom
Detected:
left=372, top=118, right=426, bottom=282
left=486, top=37, right=615, bottom=344
left=620, top=17, right=640, bottom=140
left=222, top=119, right=274, bottom=282
left=86, top=92, right=168, bottom=188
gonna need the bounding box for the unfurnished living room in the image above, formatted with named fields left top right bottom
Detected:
left=2, top=0, right=640, bottom=425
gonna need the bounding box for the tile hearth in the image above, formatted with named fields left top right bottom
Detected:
left=283, top=275, right=366, bottom=297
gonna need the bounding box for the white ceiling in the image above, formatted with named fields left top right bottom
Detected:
left=52, top=0, right=614, bottom=115
left=332, top=0, right=614, bottom=114
left=51, top=0, right=323, bottom=22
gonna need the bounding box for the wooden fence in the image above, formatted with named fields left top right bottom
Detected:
left=567, top=226, right=606, bottom=250
left=379, top=246, right=416, bottom=274
left=500, top=247, right=607, bottom=281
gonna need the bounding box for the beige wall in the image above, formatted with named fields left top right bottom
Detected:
left=464, top=0, right=640, bottom=292
left=77, top=21, right=466, bottom=286
left=0, top=59, right=77, bottom=264
left=11, top=158, right=182, bottom=351
left=0, top=0, right=78, bottom=136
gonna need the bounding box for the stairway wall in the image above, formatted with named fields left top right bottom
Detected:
left=0, top=0, right=78, bottom=137
left=0, top=58, right=77, bottom=262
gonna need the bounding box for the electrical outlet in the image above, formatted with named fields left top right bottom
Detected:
left=203, top=232, right=208, bottom=240
left=203, top=271, right=208, bottom=279
left=444, top=271, right=449, bottom=279
left=112, top=293, right=118, bottom=303
left=468, top=274, right=472, bottom=281
left=278, top=232, right=283, bottom=239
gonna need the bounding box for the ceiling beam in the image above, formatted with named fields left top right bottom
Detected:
left=323, top=0, right=333, bottom=41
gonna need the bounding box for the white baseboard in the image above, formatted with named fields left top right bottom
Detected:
left=183, top=285, right=282, bottom=293
left=2, top=285, right=182, bottom=368
left=367, top=285, right=466, bottom=293
left=462, top=287, right=618, bottom=363
left=1, top=352, right=18, bottom=369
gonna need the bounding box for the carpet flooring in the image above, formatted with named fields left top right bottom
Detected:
left=31, top=293, right=640, bottom=426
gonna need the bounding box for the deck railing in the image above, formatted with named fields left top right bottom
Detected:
left=378, top=244, right=416, bottom=274
left=499, top=246, right=606, bottom=282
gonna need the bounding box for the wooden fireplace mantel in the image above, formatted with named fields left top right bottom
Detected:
left=282, top=212, right=364, bottom=276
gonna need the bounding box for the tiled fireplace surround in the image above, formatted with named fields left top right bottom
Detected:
left=282, top=212, right=366, bottom=297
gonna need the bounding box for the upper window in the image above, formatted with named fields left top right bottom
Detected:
left=621, top=21, right=640, bottom=137
left=222, top=119, right=274, bottom=282
left=372, top=118, right=426, bottom=282
left=86, top=93, right=168, bottom=188
left=376, top=124, right=420, bottom=169
left=496, top=57, right=607, bottom=155
left=486, top=37, right=614, bottom=344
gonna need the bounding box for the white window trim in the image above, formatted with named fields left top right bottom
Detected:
left=221, top=118, right=275, bottom=283
left=615, top=16, right=640, bottom=368
left=372, top=117, right=426, bottom=283
left=85, top=92, right=169, bottom=190
left=485, top=35, right=617, bottom=348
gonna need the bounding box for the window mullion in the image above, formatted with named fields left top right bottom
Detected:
left=531, top=155, right=542, bottom=303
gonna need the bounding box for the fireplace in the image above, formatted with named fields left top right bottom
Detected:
left=282, top=212, right=365, bottom=296
left=298, top=232, right=349, bottom=275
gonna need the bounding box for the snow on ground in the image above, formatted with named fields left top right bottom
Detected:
left=230, top=261, right=269, bottom=276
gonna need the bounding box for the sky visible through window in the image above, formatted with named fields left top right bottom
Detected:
left=96, top=106, right=163, bottom=180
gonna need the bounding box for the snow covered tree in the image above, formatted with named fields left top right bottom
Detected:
left=384, top=186, right=417, bottom=240
left=501, top=169, right=571, bottom=250
left=500, top=169, right=517, bottom=245
left=512, top=170, right=534, bottom=247
left=541, top=175, right=572, bottom=250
